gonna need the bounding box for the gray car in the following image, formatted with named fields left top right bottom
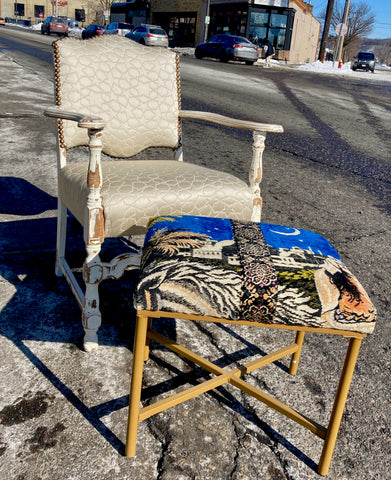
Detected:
left=351, top=52, right=375, bottom=73
left=195, top=34, right=259, bottom=65
left=126, top=24, right=169, bottom=47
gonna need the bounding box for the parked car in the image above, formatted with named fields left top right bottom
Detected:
left=195, top=34, right=259, bottom=65
left=0, top=17, right=6, bottom=26
left=65, top=19, right=79, bottom=29
left=351, top=52, right=375, bottom=73
left=126, top=24, right=169, bottom=47
left=104, top=22, right=133, bottom=36
left=82, top=24, right=105, bottom=39
left=41, top=16, right=68, bottom=36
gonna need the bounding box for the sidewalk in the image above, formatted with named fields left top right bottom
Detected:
left=0, top=51, right=390, bottom=480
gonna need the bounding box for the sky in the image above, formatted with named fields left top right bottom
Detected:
left=310, top=0, right=391, bottom=39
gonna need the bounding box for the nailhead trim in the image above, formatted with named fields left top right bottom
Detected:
left=53, top=41, right=65, bottom=149
left=176, top=53, right=182, bottom=147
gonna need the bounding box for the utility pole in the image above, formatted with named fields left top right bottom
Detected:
left=335, top=0, right=351, bottom=63
left=204, top=0, right=211, bottom=42
left=318, top=0, right=335, bottom=62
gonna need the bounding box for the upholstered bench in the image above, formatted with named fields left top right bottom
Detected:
left=125, top=215, right=376, bottom=475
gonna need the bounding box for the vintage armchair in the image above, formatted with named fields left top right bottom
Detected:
left=44, top=36, right=283, bottom=351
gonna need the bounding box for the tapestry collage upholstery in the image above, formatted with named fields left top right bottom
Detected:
left=134, top=215, right=376, bottom=334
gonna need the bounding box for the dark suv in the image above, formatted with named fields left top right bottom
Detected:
left=41, top=16, right=68, bottom=36
left=351, top=52, right=375, bottom=73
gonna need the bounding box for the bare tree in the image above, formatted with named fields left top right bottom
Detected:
left=97, top=0, right=114, bottom=9
left=84, top=0, right=114, bottom=25
left=320, top=1, right=375, bottom=61
left=374, top=40, right=391, bottom=65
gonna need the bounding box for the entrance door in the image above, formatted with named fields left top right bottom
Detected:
left=153, top=13, right=197, bottom=47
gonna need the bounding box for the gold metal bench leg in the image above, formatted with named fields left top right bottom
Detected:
left=125, top=314, right=149, bottom=457
left=289, top=331, right=305, bottom=375
left=144, top=317, right=153, bottom=362
left=318, top=336, right=363, bottom=476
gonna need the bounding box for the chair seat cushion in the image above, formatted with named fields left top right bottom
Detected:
left=58, top=160, right=253, bottom=236
left=134, top=215, right=376, bottom=334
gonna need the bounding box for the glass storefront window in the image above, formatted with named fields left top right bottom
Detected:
left=248, top=8, right=289, bottom=50
left=270, top=13, right=287, bottom=28
left=268, top=28, right=286, bottom=49
left=248, top=26, right=267, bottom=45
left=208, top=5, right=292, bottom=51
left=210, top=9, right=247, bottom=37
left=249, top=11, right=269, bottom=27
left=34, top=5, right=44, bottom=18
left=167, top=15, right=196, bottom=47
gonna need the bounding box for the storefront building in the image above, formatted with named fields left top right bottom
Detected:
left=110, top=0, right=150, bottom=26
left=150, top=0, right=320, bottom=62
left=206, top=0, right=320, bottom=62
left=2, top=0, right=91, bottom=27
left=149, top=0, right=202, bottom=48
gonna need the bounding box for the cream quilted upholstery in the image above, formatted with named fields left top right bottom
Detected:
left=48, top=36, right=266, bottom=351
left=54, top=36, right=180, bottom=157
left=59, top=160, right=253, bottom=236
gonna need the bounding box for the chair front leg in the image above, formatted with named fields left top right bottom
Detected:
left=82, top=127, right=105, bottom=352
left=55, top=199, right=67, bottom=277
left=82, top=254, right=103, bottom=352
left=82, top=206, right=104, bottom=352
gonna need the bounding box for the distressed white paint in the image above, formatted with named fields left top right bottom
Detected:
left=250, top=131, right=266, bottom=222
left=46, top=105, right=283, bottom=351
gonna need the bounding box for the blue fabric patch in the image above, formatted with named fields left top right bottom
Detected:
left=145, top=216, right=340, bottom=260
left=145, top=215, right=234, bottom=244
left=259, top=223, right=341, bottom=260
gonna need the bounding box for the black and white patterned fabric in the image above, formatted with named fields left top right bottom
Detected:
left=134, top=215, right=376, bottom=334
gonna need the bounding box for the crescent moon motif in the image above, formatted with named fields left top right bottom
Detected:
left=270, top=227, right=301, bottom=236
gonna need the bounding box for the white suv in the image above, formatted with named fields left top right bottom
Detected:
left=104, top=22, right=134, bottom=36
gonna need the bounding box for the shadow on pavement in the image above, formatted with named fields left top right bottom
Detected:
left=0, top=178, right=318, bottom=471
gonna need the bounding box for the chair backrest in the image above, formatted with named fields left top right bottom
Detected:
left=53, top=36, right=181, bottom=157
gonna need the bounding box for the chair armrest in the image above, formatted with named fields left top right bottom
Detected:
left=45, top=107, right=106, bottom=247
left=179, top=110, right=283, bottom=133
left=44, top=106, right=106, bottom=130
left=180, top=110, right=283, bottom=224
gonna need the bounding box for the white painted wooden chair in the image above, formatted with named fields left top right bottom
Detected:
left=44, top=36, right=283, bottom=351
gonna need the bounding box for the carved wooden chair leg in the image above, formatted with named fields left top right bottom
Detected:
left=55, top=199, right=67, bottom=277
left=81, top=126, right=105, bottom=352
left=82, top=248, right=142, bottom=351
left=82, top=257, right=103, bottom=352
